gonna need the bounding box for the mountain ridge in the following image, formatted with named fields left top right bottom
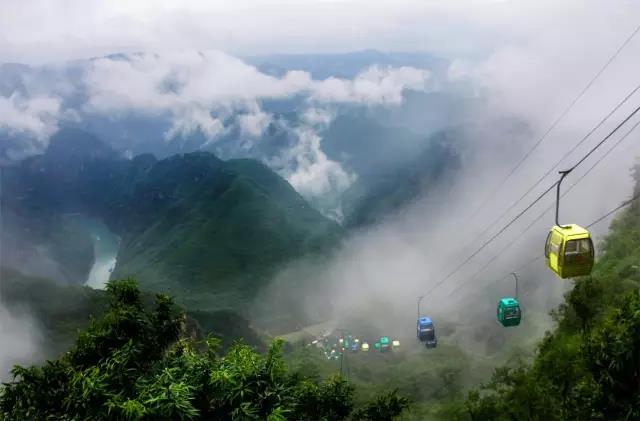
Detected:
left=1, top=128, right=343, bottom=314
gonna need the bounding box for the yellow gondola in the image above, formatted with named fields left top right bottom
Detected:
left=545, top=224, right=594, bottom=278
left=545, top=170, right=594, bottom=278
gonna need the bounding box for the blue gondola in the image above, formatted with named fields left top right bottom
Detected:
left=416, top=316, right=437, bottom=348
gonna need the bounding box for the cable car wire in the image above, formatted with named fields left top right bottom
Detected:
left=467, top=23, right=640, bottom=222
left=460, top=118, right=640, bottom=286
left=419, top=102, right=640, bottom=299
left=586, top=191, right=640, bottom=228
left=567, top=103, right=640, bottom=172
left=445, top=117, right=640, bottom=298
left=420, top=181, right=558, bottom=299
left=448, top=189, right=640, bottom=303
left=471, top=82, right=640, bottom=244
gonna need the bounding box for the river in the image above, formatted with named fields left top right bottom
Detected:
left=83, top=219, right=120, bottom=290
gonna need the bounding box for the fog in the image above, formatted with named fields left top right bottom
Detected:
left=0, top=204, right=42, bottom=381
left=254, top=5, right=640, bottom=358
left=0, top=302, right=42, bottom=381
left=258, top=102, right=639, bottom=354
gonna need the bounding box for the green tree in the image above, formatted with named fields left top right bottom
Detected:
left=0, top=279, right=408, bottom=420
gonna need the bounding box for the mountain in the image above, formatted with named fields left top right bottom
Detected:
left=314, top=114, right=462, bottom=227
left=0, top=277, right=408, bottom=420
left=1, top=128, right=342, bottom=313
left=341, top=131, right=461, bottom=227
left=0, top=268, right=264, bottom=362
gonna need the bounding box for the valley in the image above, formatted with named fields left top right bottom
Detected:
left=2, top=4, right=640, bottom=417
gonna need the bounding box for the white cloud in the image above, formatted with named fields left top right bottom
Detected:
left=0, top=304, right=41, bottom=381
left=2, top=0, right=639, bottom=66
left=0, top=93, right=60, bottom=139
left=311, top=66, right=429, bottom=105
left=84, top=51, right=307, bottom=114
left=285, top=127, right=356, bottom=198
left=83, top=50, right=430, bottom=142
left=238, top=110, right=272, bottom=137
left=165, top=107, right=225, bottom=142
left=267, top=122, right=356, bottom=220
left=0, top=93, right=61, bottom=158
left=302, top=108, right=335, bottom=127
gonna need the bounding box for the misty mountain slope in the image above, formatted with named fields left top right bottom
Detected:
left=111, top=154, right=343, bottom=307
left=339, top=129, right=462, bottom=227
left=2, top=128, right=342, bottom=310
left=0, top=268, right=105, bottom=359
left=0, top=268, right=264, bottom=363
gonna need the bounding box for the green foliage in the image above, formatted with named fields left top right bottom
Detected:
left=0, top=279, right=407, bottom=420
left=466, top=169, right=640, bottom=420
left=4, top=132, right=343, bottom=318
left=0, top=268, right=265, bottom=362
left=351, top=390, right=410, bottom=420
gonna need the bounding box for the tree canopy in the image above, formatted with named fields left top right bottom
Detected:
left=0, top=279, right=408, bottom=420
left=466, top=169, right=640, bottom=420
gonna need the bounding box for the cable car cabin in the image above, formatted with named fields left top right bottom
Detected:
left=497, top=297, right=521, bottom=327
left=417, top=317, right=437, bottom=348
left=545, top=224, right=594, bottom=278
left=380, top=336, right=391, bottom=352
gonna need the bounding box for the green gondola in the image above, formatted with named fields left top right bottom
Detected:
left=497, top=297, right=521, bottom=327
left=380, top=336, right=390, bottom=352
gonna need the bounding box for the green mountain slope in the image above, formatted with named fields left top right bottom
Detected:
left=0, top=268, right=264, bottom=359
left=2, top=128, right=342, bottom=312
left=111, top=154, right=342, bottom=309
left=0, top=278, right=408, bottom=420
left=341, top=134, right=460, bottom=227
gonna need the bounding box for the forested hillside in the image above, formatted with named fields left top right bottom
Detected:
left=0, top=279, right=409, bottom=420
left=466, top=167, right=640, bottom=420
left=0, top=268, right=264, bottom=358
left=2, top=129, right=342, bottom=313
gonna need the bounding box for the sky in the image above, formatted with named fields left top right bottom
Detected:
left=0, top=0, right=637, bottom=64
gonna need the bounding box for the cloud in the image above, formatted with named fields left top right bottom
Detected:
left=238, top=109, right=272, bottom=137
left=1, top=49, right=430, bottom=218
left=2, top=0, right=639, bottom=67
left=285, top=127, right=356, bottom=197
left=0, top=93, right=61, bottom=158
left=83, top=51, right=429, bottom=142
left=0, top=303, right=41, bottom=381
left=311, top=66, right=429, bottom=105
left=0, top=94, right=60, bottom=138
left=165, top=108, right=225, bottom=142
left=301, top=108, right=335, bottom=127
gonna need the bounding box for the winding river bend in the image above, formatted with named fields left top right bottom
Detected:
left=84, top=219, right=120, bottom=290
